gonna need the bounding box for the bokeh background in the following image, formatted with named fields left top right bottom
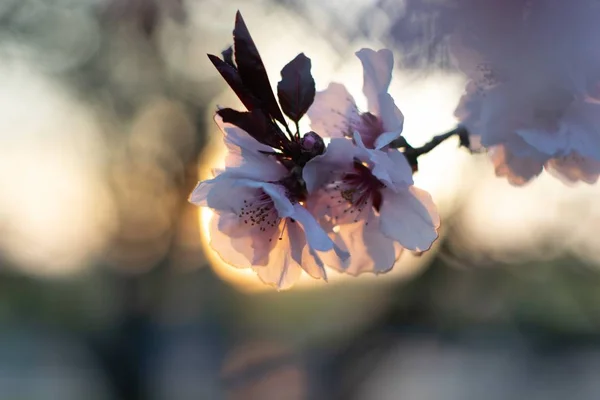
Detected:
left=2, top=0, right=600, bottom=399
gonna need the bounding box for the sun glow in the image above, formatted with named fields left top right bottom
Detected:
left=0, top=61, right=114, bottom=277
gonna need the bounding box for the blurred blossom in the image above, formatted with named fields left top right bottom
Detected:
left=0, top=60, right=115, bottom=276
left=451, top=0, right=600, bottom=185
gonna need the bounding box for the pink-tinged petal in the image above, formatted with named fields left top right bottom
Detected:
left=380, top=186, right=440, bottom=252
left=307, top=248, right=328, bottom=281
left=290, top=204, right=334, bottom=252
left=287, top=221, right=328, bottom=281
left=214, top=114, right=288, bottom=181
left=216, top=212, right=279, bottom=265
left=191, top=177, right=288, bottom=220
left=307, top=82, right=359, bottom=139
left=253, top=236, right=303, bottom=290
left=488, top=145, right=544, bottom=186
left=189, top=180, right=212, bottom=207
left=356, top=48, right=394, bottom=114
left=373, top=130, right=400, bottom=150
left=545, top=153, right=600, bottom=185
left=205, top=152, right=287, bottom=183
left=354, top=132, right=412, bottom=190
left=234, top=180, right=295, bottom=217
left=303, top=138, right=356, bottom=193
left=375, top=93, right=404, bottom=148
left=369, top=153, right=401, bottom=192
left=354, top=132, right=396, bottom=189
left=189, top=175, right=235, bottom=209
left=323, top=209, right=403, bottom=276
left=208, top=213, right=252, bottom=269
left=387, top=149, right=414, bottom=186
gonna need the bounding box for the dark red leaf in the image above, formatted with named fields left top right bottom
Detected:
left=277, top=53, right=316, bottom=122
left=217, top=108, right=289, bottom=150
left=221, top=46, right=235, bottom=67
left=233, top=11, right=288, bottom=128
left=208, top=54, right=257, bottom=111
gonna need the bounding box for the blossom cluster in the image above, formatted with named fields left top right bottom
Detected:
left=189, top=12, right=440, bottom=289
left=190, top=5, right=600, bottom=290
left=452, top=0, right=600, bottom=185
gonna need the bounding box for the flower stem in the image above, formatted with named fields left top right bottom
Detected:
left=295, top=120, right=301, bottom=140
left=390, top=125, right=470, bottom=169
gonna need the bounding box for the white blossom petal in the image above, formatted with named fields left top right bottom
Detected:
left=354, top=132, right=413, bottom=191
left=189, top=174, right=236, bottom=210
left=254, top=235, right=303, bottom=290
left=303, top=138, right=356, bottom=193
left=290, top=203, right=334, bottom=252
left=322, top=209, right=403, bottom=276
left=375, top=93, right=404, bottom=148
left=208, top=213, right=252, bottom=269
left=307, top=82, right=359, bottom=139
left=217, top=212, right=280, bottom=265
left=216, top=114, right=274, bottom=154
left=379, top=186, right=440, bottom=251
left=234, top=180, right=295, bottom=218
left=287, top=221, right=328, bottom=281
left=356, top=48, right=394, bottom=114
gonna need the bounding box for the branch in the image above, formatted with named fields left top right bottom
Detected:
left=390, top=125, right=470, bottom=170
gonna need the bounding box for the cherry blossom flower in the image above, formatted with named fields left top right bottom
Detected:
left=188, top=11, right=353, bottom=289
left=190, top=122, right=344, bottom=290
left=303, top=133, right=439, bottom=275
left=307, top=48, right=404, bottom=151
left=303, top=47, right=440, bottom=275
left=301, top=112, right=440, bottom=279
left=191, top=12, right=446, bottom=288
left=451, top=0, right=600, bottom=185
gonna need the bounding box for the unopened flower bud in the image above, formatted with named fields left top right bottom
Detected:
left=301, top=131, right=325, bottom=155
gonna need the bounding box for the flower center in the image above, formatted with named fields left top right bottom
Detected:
left=238, top=190, right=281, bottom=233
left=350, top=112, right=385, bottom=149
left=324, top=160, right=385, bottom=224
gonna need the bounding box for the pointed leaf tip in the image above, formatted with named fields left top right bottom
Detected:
left=277, top=53, right=316, bottom=122
left=208, top=54, right=257, bottom=111
left=233, top=11, right=288, bottom=128
left=222, top=46, right=235, bottom=66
